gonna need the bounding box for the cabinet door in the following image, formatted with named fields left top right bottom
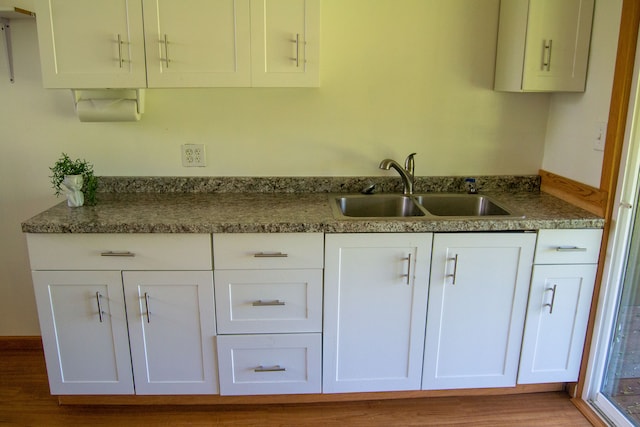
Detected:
left=35, top=0, right=146, bottom=88
left=494, top=0, right=594, bottom=92
left=31, top=271, right=133, bottom=395
left=123, top=271, right=218, bottom=395
left=423, top=233, right=536, bottom=390
left=323, top=233, right=432, bottom=393
left=143, top=0, right=251, bottom=87
left=522, top=0, right=594, bottom=91
left=518, top=264, right=597, bottom=384
left=250, top=0, right=320, bottom=87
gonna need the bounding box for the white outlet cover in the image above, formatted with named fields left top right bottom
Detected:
left=594, top=122, right=607, bottom=152
left=182, top=144, right=206, bottom=167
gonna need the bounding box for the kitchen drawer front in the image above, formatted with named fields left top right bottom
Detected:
left=26, top=233, right=212, bottom=270
left=215, top=269, right=323, bottom=334
left=217, top=333, right=322, bottom=395
left=534, top=229, right=603, bottom=265
left=213, top=233, right=324, bottom=269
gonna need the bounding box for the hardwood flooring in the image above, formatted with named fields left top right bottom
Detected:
left=0, top=346, right=595, bottom=426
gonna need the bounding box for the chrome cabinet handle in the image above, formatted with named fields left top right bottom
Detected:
left=252, top=300, right=285, bottom=306
left=162, top=34, right=170, bottom=68
left=544, top=285, right=557, bottom=314
left=101, top=251, right=136, bottom=257
left=254, top=365, right=286, bottom=373
left=144, top=292, right=151, bottom=323
left=117, top=34, right=124, bottom=68
left=95, top=292, right=105, bottom=323
left=554, top=246, right=587, bottom=252
left=447, top=254, right=459, bottom=285
left=294, top=33, right=300, bottom=67
left=542, top=39, right=553, bottom=71
left=402, top=254, right=412, bottom=285
left=253, top=252, right=288, bottom=258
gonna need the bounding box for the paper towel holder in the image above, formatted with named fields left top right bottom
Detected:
left=71, top=88, right=145, bottom=118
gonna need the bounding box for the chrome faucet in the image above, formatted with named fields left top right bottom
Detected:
left=379, top=153, right=416, bottom=195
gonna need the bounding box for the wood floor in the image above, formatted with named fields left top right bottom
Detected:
left=0, top=346, right=595, bottom=426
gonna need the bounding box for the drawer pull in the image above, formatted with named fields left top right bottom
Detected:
left=252, top=300, right=286, bottom=307
left=253, top=252, right=288, bottom=258
left=101, top=251, right=136, bottom=257
left=254, top=365, right=286, bottom=373
left=554, top=246, right=588, bottom=252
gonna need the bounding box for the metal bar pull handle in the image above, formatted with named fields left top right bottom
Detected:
left=117, top=34, right=124, bottom=68
left=542, top=39, right=553, bottom=71
left=402, top=254, right=412, bottom=285
left=544, top=284, right=557, bottom=314
left=162, top=34, right=170, bottom=68
left=252, top=300, right=286, bottom=307
left=144, top=292, right=151, bottom=323
left=294, top=33, right=300, bottom=67
left=101, top=251, right=136, bottom=257
left=253, top=252, right=288, bottom=258
left=95, top=292, right=105, bottom=323
left=554, top=246, right=587, bottom=252
left=254, top=365, right=286, bottom=373
left=447, top=254, right=459, bottom=285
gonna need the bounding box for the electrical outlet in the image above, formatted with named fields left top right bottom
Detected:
left=181, top=144, right=206, bottom=167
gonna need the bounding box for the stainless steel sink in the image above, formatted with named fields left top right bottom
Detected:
left=333, top=195, right=425, bottom=217
left=414, top=194, right=512, bottom=217
left=331, top=193, right=521, bottom=219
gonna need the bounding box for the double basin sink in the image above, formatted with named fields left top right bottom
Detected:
left=331, top=193, right=522, bottom=219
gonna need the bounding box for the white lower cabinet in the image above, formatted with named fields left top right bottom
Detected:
left=27, top=233, right=216, bottom=395
left=123, top=271, right=217, bottom=395
left=422, top=232, right=536, bottom=390
left=31, top=270, right=134, bottom=395
left=28, top=228, right=604, bottom=398
left=213, top=232, right=324, bottom=395
left=323, top=233, right=432, bottom=393
left=518, top=229, right=602, bottom=384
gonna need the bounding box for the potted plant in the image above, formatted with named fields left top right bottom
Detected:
left=50, top=153, right=98, bottom=206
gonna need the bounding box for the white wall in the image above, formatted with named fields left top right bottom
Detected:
left=0, top=0, right=618, bottom=336
left=542, top=0, right=623, bottom=188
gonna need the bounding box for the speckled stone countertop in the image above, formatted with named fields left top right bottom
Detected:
left=21, top=176, right=604, bottom=233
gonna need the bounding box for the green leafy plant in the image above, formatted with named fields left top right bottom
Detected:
left=50, top=153, right=98, bottom=206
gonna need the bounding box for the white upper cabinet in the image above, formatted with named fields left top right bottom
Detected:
left=143, top=0, right=252, bottom=87
left=35, top=0, right=319, bottom=88
left=494, top=0, right=595, bottom=92
left=35, top=0, right=147, bottom=88
left=250, top=0, right=320, bottom=87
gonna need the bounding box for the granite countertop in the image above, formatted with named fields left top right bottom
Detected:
left=21, top=176, right=604, bottom=234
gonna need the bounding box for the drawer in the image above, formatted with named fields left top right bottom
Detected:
left=534, top=229, right=603, bottom=265
left=213, top=233, right=323, bottom=269
left=26, top=233, right=212, bottom=270
left=215, top=269, right=323, bottom=334
left=217, top=333, right=322, bottom=395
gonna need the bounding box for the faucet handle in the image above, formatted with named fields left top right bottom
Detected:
left=404, top=153, right=417, bottom=175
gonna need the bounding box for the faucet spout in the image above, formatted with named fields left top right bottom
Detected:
left=379, top=154, right=416, bottom=195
